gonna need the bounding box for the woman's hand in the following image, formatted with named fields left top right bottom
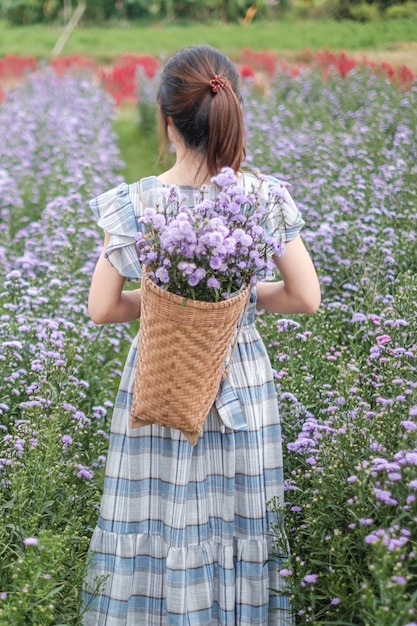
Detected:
left=256, top=235, right=321, bottom=314
left=88, top=233, right=142, bottom=325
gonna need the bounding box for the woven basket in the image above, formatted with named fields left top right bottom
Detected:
left=130, top=269, right=250, bottom=445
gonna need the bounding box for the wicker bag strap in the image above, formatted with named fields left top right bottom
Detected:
left=221, top=289, right=251, bottom=381
left=137, top=180, right=147, bottom=212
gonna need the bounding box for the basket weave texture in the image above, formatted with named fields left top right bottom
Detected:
left=130, top=270, right=250, bottom=445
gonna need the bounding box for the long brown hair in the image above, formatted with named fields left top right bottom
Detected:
left=157, top=45, right=245, bottom=178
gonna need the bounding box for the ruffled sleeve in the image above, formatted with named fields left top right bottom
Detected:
left=264, top=175, right=305, bottom=244
left=89, top=182, right=142, bottom=281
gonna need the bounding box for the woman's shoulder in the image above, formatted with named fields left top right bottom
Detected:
left=241, top=169, right=288, bottom=184
left=240, top=170, right=286, bottom=187
left=91, top=176, right=164, bottom=217
left=93, top=176, right=161, bottom=199
left=240, top=170, right=289, bottom=201
left=136, top=175, right=161, bottom=192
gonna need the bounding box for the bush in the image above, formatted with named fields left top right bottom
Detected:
left=349, top=1, right=381, bottom=20
left=83, top=0, right=121, bottom=22
left=385, top=0, right=417, bottom=17
left=3, top=0, right=44, bottom=24
left=0, top=0, right=295, bottom=23
left=2, top=0, right=63, bottom=23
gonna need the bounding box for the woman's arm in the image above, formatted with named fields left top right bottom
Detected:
left=88, top=233, right=142, bottom=325
left=256, top=234, right=321, bottom=314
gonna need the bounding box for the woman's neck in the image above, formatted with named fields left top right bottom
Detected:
left=157, top=146, right=212, bottom=187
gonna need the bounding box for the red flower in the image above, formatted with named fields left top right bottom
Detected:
left=0, top=54, right=37, bottom=79
left=49, top=54, right=97, bottom=76
left=240, top=64, right=255, bottom=79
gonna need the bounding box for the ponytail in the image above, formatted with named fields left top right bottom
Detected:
left=207, top=76, right=245, bottom=176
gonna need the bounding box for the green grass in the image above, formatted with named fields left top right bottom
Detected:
left=114, top=105, right=157, bottom=183
left=0, top=17, right=416, bottom=60
left=114, top=104, right=178, bottom=184
left=114, top=105, right=163, bottom=184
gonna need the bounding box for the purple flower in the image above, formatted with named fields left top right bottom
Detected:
left=392, top=576, right=407, bottom=585
left=207, top=277, right=221, bottom=290
left=209, top=256, right=223, bottom=271
left=301, top=574, right=318, bottom=586
left=187, top=273, right=201, bottom=287
left=233, top=228, right=253, bottom=247
left=281, top=392, right=298, bottom=402
left=193, top=268, right=206, bottom=282
left=375, top=334, right=390, bottom=344
left=279, top=568, right=293, bottom=577
left=24, top=537, right=38, bottom=546
left=211, top=168, right=237, bottom=187
left=76, top=464, right=94, bottom=480
left=351, top=312, right=366, bottom=323
left=178, top=261, right=196, bottom=276
left=155, top=267, right=170, bottom=284
left=373, top=488, right=398, bottom=506
left=387, top=472, right=402, bottom=481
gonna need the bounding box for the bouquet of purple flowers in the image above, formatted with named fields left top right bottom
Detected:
left=135, top=168, right=286, bottom=302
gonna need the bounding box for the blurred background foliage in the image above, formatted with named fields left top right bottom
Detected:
left=0, top=0, right=416, bottom=25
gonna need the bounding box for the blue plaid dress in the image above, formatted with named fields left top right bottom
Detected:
left=83, top=174, right=304, bottom=626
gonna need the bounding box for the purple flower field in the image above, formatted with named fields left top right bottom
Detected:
left=0, top=71, right=130, bottom=623
left=244, top=68, right=417, bottom=624
left=0, top=65, right=416, bottom=624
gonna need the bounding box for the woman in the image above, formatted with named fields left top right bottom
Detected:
left=84, top=45, right=321, bottom=625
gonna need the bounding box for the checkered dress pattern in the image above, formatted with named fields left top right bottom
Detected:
left=82, top=174, right=304, bottom=625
